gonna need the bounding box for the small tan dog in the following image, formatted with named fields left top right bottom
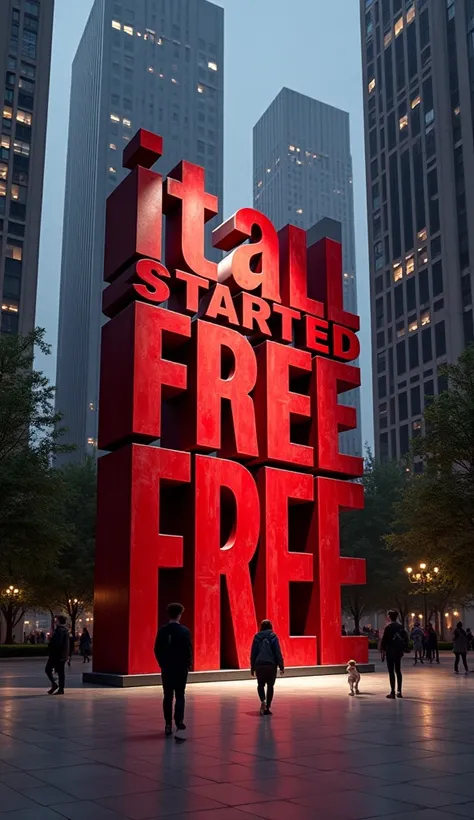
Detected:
left=347, top=660, right=361, bottom=696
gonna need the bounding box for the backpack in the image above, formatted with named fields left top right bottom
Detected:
left=255, top=635, right=276, bottom=665
left=392, top=629, right=407, bottom=653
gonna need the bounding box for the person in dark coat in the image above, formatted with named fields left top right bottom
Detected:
left=79, top=628, right=92, bottom=663
left=67, top=633, right=76, bottom=667
left=250, top=619, right=284, bottom=715
left=427, top=624, right=439, bottom=664
left=381, top=610, right=408, bottom=699
left=45, top=615, right=69, bottom=695
left=453, top=621, right=469, bottom=674
left=154, top=603, right=193, bottom=739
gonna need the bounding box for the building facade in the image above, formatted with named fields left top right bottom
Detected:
left=361, top=0, right=474, bottom=463
left=253, top=87, right=362, bottom=457
left=55, top=0, right=224, bottom=463
left=0, top=0, right=54, bottom=336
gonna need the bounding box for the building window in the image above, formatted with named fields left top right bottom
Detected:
left=16, top=110, right=32, bottom=126
left=399, top=114, right=408, bottom=130
left=408, top=318, right=418, bottom=333
left=123, top=25, right=133, bottom=35
left=109, top=143, right=117, bottom=151
left=368, top=78, right=376, bottom=94
left=13, top=139, right=29, bottom=156
left=208, top=61, right=217, bottom=71
left=394, top=16, right=404, bottom=37
left=22, top=30, right=37, bottom=60
left=421, top=309, right=431, bottom=326
left=397, top=340, right=407, bottom=375
left=393, top=263, right=403, bottom=282
left=110, top=113, right=120, bottom=123
left=435, top=321, right=446, bottom=357
left=25, top=1, right=39, bottom=16
left=422, top=327, right=432, bottom=363
left=5, top=240, right=22, bottom=260
left=11, top=184, right=26, bottom=202
left=112, top=20, right=121, bottom=30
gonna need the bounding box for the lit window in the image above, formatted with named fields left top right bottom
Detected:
left=112, top=20, right=121, bottom=30
left=89, top=402, right=95, bottom=411
left=16, top=110, right=32, bottom=126
left=406, top=256, right=415, bottom=274
left=409, top=319, right=418, bottom=333
left=208, top=61, right=217, bottom=71
left=399, top=114, right=408, bottom=130
left=1, top=301, right=19, bottom=312
left=394, top=16, right=404, bottom=36
left=384, top=31, right=392, bottom=48
left=109, top=166, right=116, bottom=174
left=413, top=420, right=422, bottom=432
left=266, top=168, right=271, bottom=173
left=296, top=208, right=303, bottom=214
left=296, top=159, right=302, bottom=165
left=393, top=263, right=403, bottom=282
left=417, top=228, right=427, bottom=241
left=368, top=78, right=376, bottom=93
left=295, top=147, right=301, bottom=152
left=3, top=106, right=13, bottom=120
left=87, top=437, right=97, bottom=446
left=197, top=84, right=204, bottom=94
left=123, top=118, right=131, bottom=127
left=0, top=162, right=7, bottom=180
left=411, top=95, right=421, bottom=109
left=418, top=246, right=428, bottom=264
left=0, top=181, right=6, bottom=197
left=109, top=143, right=117, bottom=150
left=5, top=241, right=22, bottom=260
left=406, top=4, right=416, bottom=24
left=421, top=310, right=431, bottom=326
left=1, top=135, right=11, bottom=149
left=124, top=25, right=133, bottom=35
left=289, top=145, right=295, bottom=151
left=171, top=77, right=178, bottom=84
left=11, top=183, right=26, bottom=202
left=148, top=66, right=154, bottom=73
left=110, top=113, right=120, bottom=122
left=454, top=105, right=460, bottom=116
left=13, top=139, right=29, bottom=156
left=136, top=31, right=142, bottom=37
left=397, top=326, right=406, bottom=338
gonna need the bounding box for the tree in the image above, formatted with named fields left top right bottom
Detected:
left=35, top=459, right=96, bottom=637
left=387, top=346, right=474, bottom=592
left=340, top=454, right=408, bottom=631
left=0, top=330, right=70, bottom=642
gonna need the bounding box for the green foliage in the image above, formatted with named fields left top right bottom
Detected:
left=387, top=346, right=474, bottom=592
left=341, top=453, right=410, bottom=629
left=0, top=330, right=71, bottom=641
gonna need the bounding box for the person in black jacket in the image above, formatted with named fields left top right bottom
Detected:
left=46, top=615, right=69, bottom=695
left=250, top=619, right=284, bottom=715
left=380, top=610, right=408, bottom=699
left=154, top=603, right=192, bottom=738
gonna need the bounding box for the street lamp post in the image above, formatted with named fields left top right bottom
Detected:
left=406, top=563, right=439, bottom=626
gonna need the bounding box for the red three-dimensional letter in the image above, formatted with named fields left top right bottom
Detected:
left=164, top=160, right=218, bottom=282
left=312, top=356, right=363, bottom=478
left=309, top=477, right=367, bottom=665
left=254, top=341, right=313, bottom=468
left=193, top=455, right=259, bottom=670
left=98, top=302, right=191, bottom=451
left=213, top=208, right=281, bottom=302
left=196, top=320, right=259, bottom=459
left=255, top=467, right=317, bottom=666
left=93, top=445, right=190, bottom=675
left=279, top=224, right=324, bottom=318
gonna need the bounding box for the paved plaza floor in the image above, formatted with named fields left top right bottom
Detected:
left=0, top=653, right=474, bottom=819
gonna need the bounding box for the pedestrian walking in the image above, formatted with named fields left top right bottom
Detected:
left=427, top=624, right=439, bottom=664
left=381, top=610, right=408, bottom=699
left=154, top=603, right=192, bottom=739
left=453, top=621, right=470, bottom=675
left=250, top=619, right=284, bottom=715
left=67, top=633, right=75, bottom=667
left=79, top=627, right=92, bottom=663
left=466, top=627, right=473, bottom=651
left=45, top=615, right=69, bottom=695
left=410, top=622, right=424, bottom=665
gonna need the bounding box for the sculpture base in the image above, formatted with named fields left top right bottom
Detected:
left=83, top=663, right=375, bottom=688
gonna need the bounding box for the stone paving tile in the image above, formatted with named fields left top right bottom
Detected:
left=1, top=654, right=474, bottom=820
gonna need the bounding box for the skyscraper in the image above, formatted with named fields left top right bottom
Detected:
left=361, top=0, right=474, bottom=464
left=0, top=0, right=54, bottom=336
left=253, top=87, right=362, bottom=457
left=55, top=0, right=223, bottom=463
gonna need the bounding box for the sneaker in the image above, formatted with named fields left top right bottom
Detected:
left=349, top=691, right=355, bottom=696
left=259, top=702, right=266, bottom=716
left=386, top=692, right=396, bottom=699
left=53, top=689, right=64, bottom=695
left=47, top=684, right=58, bottom=695
left=165, top=724, right=173, bottom=737
left=397, top=692, right=403, bottom=698
left=176, top=722, right=186, bottom=731
left=355, top=689, right=360, bottom=695
left=264, top=707, right=272, bottom=715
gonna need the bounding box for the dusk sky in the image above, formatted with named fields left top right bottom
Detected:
left=36, top=0, right=373, bottom=448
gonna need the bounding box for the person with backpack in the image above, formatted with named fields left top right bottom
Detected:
left=381, top=610, right=408, bottom=699
left=250, top=619, right=284, bottom=715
